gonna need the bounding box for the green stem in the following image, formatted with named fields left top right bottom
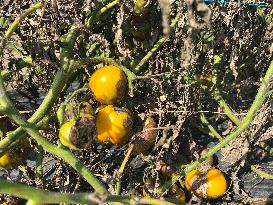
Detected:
left=199, top=113, right=223, bottom=141
left=0, top=3, right=44, bottom=57
left=86, top=0, right=119, bottom=29
left=6, top=110, right=108, bottom=194
left=0, top=178, right=183, bottom=205
left=35, top=145, right=44, bottom=187
left=133, top=14, right=180, bottom=73
left=159, top=60, right=273, bottom=193
left=0, top=115, right=52, bottom=157
left=251, top=165, right=273, bottom=180
left=0, top=24, right=80, bottom=155
left=0, top=69, right=70, bottom=154
left=212, top=54, right=241, bottom=126
left=116, top=144, right=134, bottom=195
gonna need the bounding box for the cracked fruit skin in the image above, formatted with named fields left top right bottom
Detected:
left=89, top=65, right=127, bottom=104
left=59, top=120, right=78, bottom=150
left=185, top=168, right=227, bottom=199
left=205, top=168, right=227, bottom=199
left=96, top=105, right=133, bottom=144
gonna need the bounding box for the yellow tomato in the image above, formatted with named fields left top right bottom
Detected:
left=0, top=153, right=13, bottom=168
left=96, top=105, right=133, bottom=144
left=59, top=120, right=78, bottom=150
left=205, top=168, right=227, bottom=199
left=89, top=65, right=127, bottom=104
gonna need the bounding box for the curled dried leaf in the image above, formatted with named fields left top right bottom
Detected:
left=133, top=115, right=157, bottom=155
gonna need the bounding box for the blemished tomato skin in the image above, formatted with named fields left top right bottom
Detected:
left=185, top=169, right=201, bottom=191
left=89, top=65, right=127, bottom=105
left=96, top=105, right=133, bottom=145
left=185, top=168, right=227, bottom=199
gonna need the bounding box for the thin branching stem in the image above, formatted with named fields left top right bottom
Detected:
left=199, top=113, right=223, bottom=141
left=133, top=14, right=180, bottom=73
left=86, top=0, right=119, bottom=29
left=212, top=54, right=242, bottom=126
left=251, top=165, right=273, bottom=180
left=116, top=144, right=134, bottom=195
left=0, top=3, right=44, bottom=57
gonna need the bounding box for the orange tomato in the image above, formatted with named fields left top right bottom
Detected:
left=96, top=105, right=133, bottom=144
left=89, top=65, right=127, bottom=104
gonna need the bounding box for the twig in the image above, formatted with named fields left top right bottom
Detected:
left=86, top=0, right=119, bottom=29
left=133, top=14, right=180, bottom=73
left=199, top=113, right=223, bottom=141
left=116, top=144, right=134, bottom=195
left=251, top=165, right=273, bottom=180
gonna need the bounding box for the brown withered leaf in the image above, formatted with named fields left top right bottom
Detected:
left=133, top=115, right=157, bottom=155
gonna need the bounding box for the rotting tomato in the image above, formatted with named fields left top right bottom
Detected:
left=132, top=115, right=157, bottom=155
left=89, top=65, right=127, bottom=105
left=59, top=117, right=96, bottom=150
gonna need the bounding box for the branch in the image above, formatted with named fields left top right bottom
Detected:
left=86, top=0, right=119, bottom=29
left=0, top=177, right=184, bottom=205
left=199, top=113, right=223, bottom=141
left=115, top=144, right=134, bottom=195
left=212, top=54, right=241, bottom=126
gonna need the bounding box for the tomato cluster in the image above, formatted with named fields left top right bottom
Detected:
left=59, top=65, right=132, bottom=149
